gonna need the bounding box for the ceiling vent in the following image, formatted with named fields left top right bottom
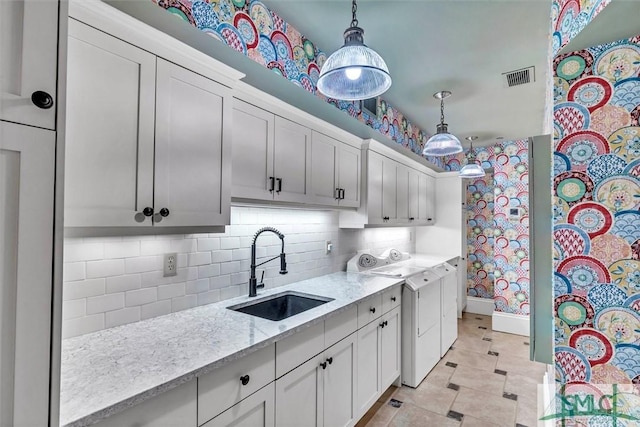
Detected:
left=502, top=66, right=535, bottom=88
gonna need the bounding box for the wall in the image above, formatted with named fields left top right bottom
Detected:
left=149, top=0, right=446, bottom=169
left=552, top=34, right=640, bottom=384
left=465, top=172, right=495, bottom=299
left=444, top=140, right=530, bottom=316
left=551, top=0, right=611, bottom=54
left=61, top=206, right=414, bottom=338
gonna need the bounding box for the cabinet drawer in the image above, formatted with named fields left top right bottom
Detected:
left=381, top=285, right=402, bottom=313
left=325, top=305, right=357, bottom=348
left=198, top=344, right=275, bottom=425
left=276, top=321, right=324, bottom=378
left=357, top=294, right=382, bottom=328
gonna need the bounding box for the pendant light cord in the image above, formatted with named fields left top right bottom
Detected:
left=440, top=97, right=445, bottom=126
left=351, top=0, right=358, bottom=28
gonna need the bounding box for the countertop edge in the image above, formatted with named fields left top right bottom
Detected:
left=62, top=274, right=404, bottom=427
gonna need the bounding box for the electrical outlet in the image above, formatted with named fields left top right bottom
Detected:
left=163, top=253, right=177, bottom=277
left=326, top=240, right=332, bottom=254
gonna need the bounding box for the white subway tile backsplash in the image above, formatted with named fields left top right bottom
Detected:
left=103, top=241, right=140, bottom=259
left=106, top=307, right=141, bottom=328
left=63, top=299, right=86, bottom=320
left=64, top=243, right=104, bottom=262
left=86, top=293, right=125, bottom=315
left=64, top=278, right=105, bottom=301
left=61, top=206, right=415, bottom=337
left=86, top=259, right=125, bottom=278
left=157, top=282, right=186, bottom=301
left=125, top=256, right=161, bottom=274
left=188, top=251, right=211, bottom=267
left=106, top=274, right=141, bottom=294
left=125, top=288, right=157, bottom=307
left=64, top=262, right=86, bottom=282
left=141, top=300, right=171, bottom=320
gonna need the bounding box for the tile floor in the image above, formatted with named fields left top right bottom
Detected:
left=357, top=313, right=550, bottom=427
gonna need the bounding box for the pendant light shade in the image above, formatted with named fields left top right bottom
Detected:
left=422, top=91, right=463, bottom=157
left=459, top=136, right=486, bottom=178
left=317, top=0, right=391, bottom=101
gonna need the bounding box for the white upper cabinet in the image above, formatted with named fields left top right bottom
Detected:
left=409, top=169, right=420, bottom=223
left=310, top=131, right=360, bottom=207
left=273, top=116, right=312, bottom=203
left=1, top=0, right=59, bottom=129
left=65, top=20, right=230, bottom=229
left=422, top=174, right=436, bottom=224
left=65, top=19, right=156, bottom=227
left=154, top=58, right=231, bottom=227
left=396, top=164, right=410, bottom=223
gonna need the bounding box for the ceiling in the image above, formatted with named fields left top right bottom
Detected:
left=107, top=0, right=639, bottom=151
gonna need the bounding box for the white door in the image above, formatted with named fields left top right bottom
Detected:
left=367, top=151, right=384, bottom=224
left=203, top=383, right=275, bottom=427
left=275, top=353, right=323, bottom=427
left=0, top=0, right=58, bottom=129
left=310, top=131, right=338, bottom=206
left=231, top=99, right=275, bottom=201
left=64, top=19, right=156, bottom=227
left=273, top=117, right=311, bottom=203
left=408, top=169, right=419, bottom=223
left=323, top=334, right=357, bottom=427
left=356, top=320, right=380, bottom=417
left=396, top=165, right=409, bottom=223
left=0, top=121, right=55, bottom=427
left=337, top=144, right=360, bottom=208
left=381, top=156, right=397, bottom=222
left=154, top=58, right=231, bottom=227
left=380, top=307, right=401, bottom=389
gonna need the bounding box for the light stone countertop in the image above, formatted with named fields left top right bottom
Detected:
left=59, top=272, right=404, bottom=427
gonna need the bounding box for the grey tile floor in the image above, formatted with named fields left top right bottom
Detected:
left=357, top=313, right=549, bottom=427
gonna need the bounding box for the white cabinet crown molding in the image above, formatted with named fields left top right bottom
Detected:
left=68, top=0, right=244, bottom=88
left=363, top=139, right=438, bottom=177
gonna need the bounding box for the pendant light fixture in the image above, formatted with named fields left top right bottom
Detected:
left=422, top=91, right=463, bottom=156
left=316, top=0, right=391, bottom=101
left=459, top=136, right=486, bottom=178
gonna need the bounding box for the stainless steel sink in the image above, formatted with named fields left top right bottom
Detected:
left=227, top=291, right=334, bottom=321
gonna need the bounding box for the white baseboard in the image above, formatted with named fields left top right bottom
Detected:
left=491, top=311, right=530, bottom=336
left=464, top=296, right=494, bottom=316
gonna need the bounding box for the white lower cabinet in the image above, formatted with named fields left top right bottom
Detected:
left=202, top=384, right=275, bottom=427
left=93, top=381, right=197, bottom=427
left=380, top=307, right=401, bottom=388
left=275, top=334, right=357, bottom=427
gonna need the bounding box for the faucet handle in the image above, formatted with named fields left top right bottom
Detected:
left=257, top=270, right=265, bottom=289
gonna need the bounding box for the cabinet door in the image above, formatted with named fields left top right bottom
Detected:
left=154, top=58, right=230, bottom=227
left=310, top=131, right=338, bottom=206
left=396, top=165, right=410, bottom=223
left=323, top=334, right=357, bottom=427
left=381, top=156, right=397, bottom=222
left=408, top=169, right=419, bottom=222
left=275, top=353, right=323, bottom=427
left=1, top=122, right=55, bottom=426
left=337, top=144, right=360, bottom=208
left=380, top=307, right=401, bottom=390
left=231, top=99, right=275, bottom=201
left=65, top=20, right=156, bottom=227
left=367, top=151, right=384, bottom=224
left=0, top=0, right=58, bottom=129
left=93, top=381, right=197, bottom=427
left=425, top=174, right=436, bottom=224
left=356, top=320, right=381, bottom=417
left=273, top=117, right=311, bottom=203
left=418, top=173, right=429, bottom=223
left=203, top=384, right=275, bottom=427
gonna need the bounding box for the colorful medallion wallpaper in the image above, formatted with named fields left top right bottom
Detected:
left=551, top=0, right=611, bottom=55
left=465, top=172, right=495, bottom=299
left=553, top=34, right=640, bottom=385
left=151, top=0, right=446, bottom=169
left=445, top=140, right=530, bottom=316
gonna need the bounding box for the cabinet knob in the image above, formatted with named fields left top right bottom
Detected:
left=159, top=208, right=170, bottom=217
left=326, top=357, right=333, bottom=365
left=240, top=375, right=250, bottom=386
left=379, top=322, right=385, bottom=328
left=320, top=361, right=327, bottom=369
left=31, top=91, right=54, bottom=109
left=142, top=207, right=154, bottom=217
left=384, top=320, right=388, bottom=326
left=391, top=296, right=396, bottom=302
left=369, top=307, right=376, bottom=314
left=409, top=217, right=415, bottom=221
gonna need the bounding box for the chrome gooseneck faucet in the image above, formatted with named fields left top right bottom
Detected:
left=249, top=227, right=287, bottom=297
